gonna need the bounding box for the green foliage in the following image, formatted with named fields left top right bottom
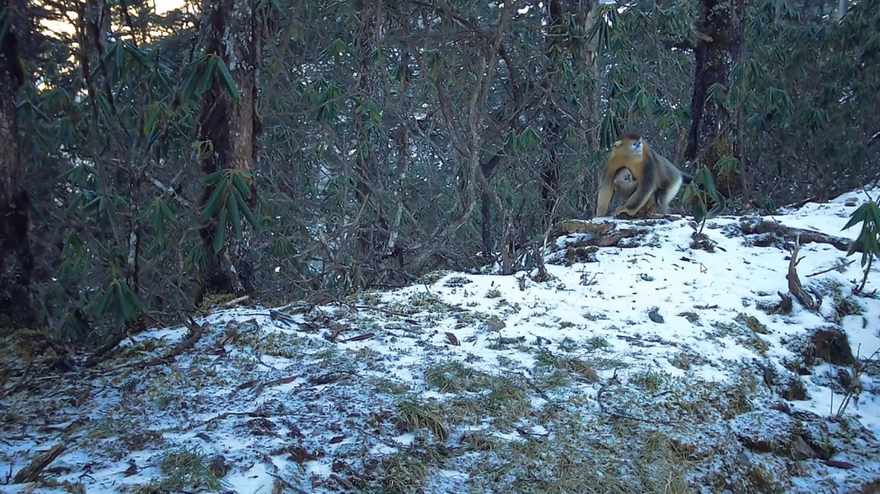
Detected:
left=842, top=198, right=880, bottom=268
left=714, top=156, right=741, bottom=178
left=180, top=54, right=241, bottom=104
left=139, top=199, right=181, bottom=256
left=507, top=126, right=540, bottom=152
left=92, top=265, right=146, bottom=328
left=681, top=168, right=724, bottom=225
left=201, top=169, right=262, bottom=253
left=311, top=79, right=346, bottom=122
left=841, top=196, right=880, bottom=293
left=320, top=38, right=353, bottom=65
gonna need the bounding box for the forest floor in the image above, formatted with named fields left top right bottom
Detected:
left=2, top=187, right=880, bottom=494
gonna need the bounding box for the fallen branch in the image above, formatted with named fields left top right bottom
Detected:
left=739, top=218, right=855, bottom=252
left=548, top=220, right=650, bottom=251
left=13, top=444, right=66, bottom=483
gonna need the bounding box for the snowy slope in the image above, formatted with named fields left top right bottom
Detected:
left=2, top=187, right=880, bottom=494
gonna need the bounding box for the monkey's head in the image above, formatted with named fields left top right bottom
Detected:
left=613, top=167, right=634, bottom=186
left=613, top=133, right=644, bottom=157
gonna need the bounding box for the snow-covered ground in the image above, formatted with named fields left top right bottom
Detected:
left=2, top=187, right=880, bottom=494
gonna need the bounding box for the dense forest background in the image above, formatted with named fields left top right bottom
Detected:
left=0, top=0, right=878, bottom=347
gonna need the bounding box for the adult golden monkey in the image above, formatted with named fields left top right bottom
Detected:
left=596, top=133, right=725, bottom=218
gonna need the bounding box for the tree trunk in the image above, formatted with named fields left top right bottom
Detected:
left=195, top=0, right=260, bottom=303
left=573, top=0, right=600, bottom=214
left=352, top=0, right=381, bottom=278
left=480, top=154, right=502, bottom=263
left=0, top=0, right=38, bottom=328
left=540, top=0, right=563, bottom=224
left=685, top=0, right=745, bottom=196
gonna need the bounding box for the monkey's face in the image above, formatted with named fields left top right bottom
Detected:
left=628, top=138, right=643, bottom=156
left=613, top=168, right=634, bottom=186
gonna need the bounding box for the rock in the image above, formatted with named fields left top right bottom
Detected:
left=790, top=435, right=818, bottom=460
left=807, top=326, right=855, bottom=366
left=729, top=409, right=820, bottom=460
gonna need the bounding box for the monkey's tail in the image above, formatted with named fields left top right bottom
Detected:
left=705, top=194, right=727, bottom=219
left=680, top=171, right=727, bottom=218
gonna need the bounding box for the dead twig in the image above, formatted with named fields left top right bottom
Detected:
left=786, top=236, right=822, bottom=311
left=345, top=303, right=413, bottom=318
left=806, top=259, right=855, bottom=278
left=222, top=295, right=250, bottom=307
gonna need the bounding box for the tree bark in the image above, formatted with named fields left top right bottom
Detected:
left=195, top=0, right=260, bottom=303
left=352, top=0, right=382, bottom=276
left=684, top=0, right=745, bottom=196
left=540, top=0, right=563, bottom=224
left=0, top=0, right=38, bottom=328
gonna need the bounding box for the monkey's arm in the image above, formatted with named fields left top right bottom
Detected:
left=596, top=180, right=614, bottom=216
left=616, top=180, right=655, bottom=217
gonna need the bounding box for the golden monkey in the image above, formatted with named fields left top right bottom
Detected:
left=596, top=133, right=725, bottom=219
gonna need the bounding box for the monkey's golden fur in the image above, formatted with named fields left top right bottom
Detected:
left=611, top=167, right=659, bottom=217
left=612, top=167, right=644, bottom=204
left=596, top=133, right=726, bottom=219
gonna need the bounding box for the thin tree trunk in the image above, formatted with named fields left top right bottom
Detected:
left=540, top=0, right=563, bottom=224
left=0, top=0, right=38, bottom=328
left=575, top=0, right=600, bottom=214
left=352, top=0, right=382, bottom=278
left=685, top=0, right=746, bottom=196
left=195, top=0, right=260, bottom=304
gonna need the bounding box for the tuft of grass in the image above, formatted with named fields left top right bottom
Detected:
left=424, top=362, right=492, bottom=394
left=558, top=337, right=580, bottom=352
left=634, top=432, right=692, bottom=494
left=747, top=464, right=786, bottom=494
left=397, top=399, right=449, bottom=441
left=421, top=270, right=448, bottom=285
left=478, top=413, right=693, bottom=494
left=372, top=377, right=411, bottom=395
left=630, top=370, right=667, bottom=392
left=444, top=275, right=473, bottom=287
left=583, top=312, right=609, bottom=321
left=137, top=446, right=227, bottom=493
left=735, top=313, right=770, bottom=334
left=355, top=347, right=382, bottom=360
left=537, top=368, right=572, bottom=388
left=709, top=320, right=770, bottom=356
left=486, top=288, right=503, bottom=299
left=484, top=376, right=531, bottom=417
left=535, top=350, right=599, bottom=382
left=677, top=311, right=700, bottom=324
left=459, top=431, right=497, bottom=451
left=586, top=336, right=610, bottom=350
left=381, top=452, right=428, bottom=494
left=671, top=352, right=691, bottom=370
